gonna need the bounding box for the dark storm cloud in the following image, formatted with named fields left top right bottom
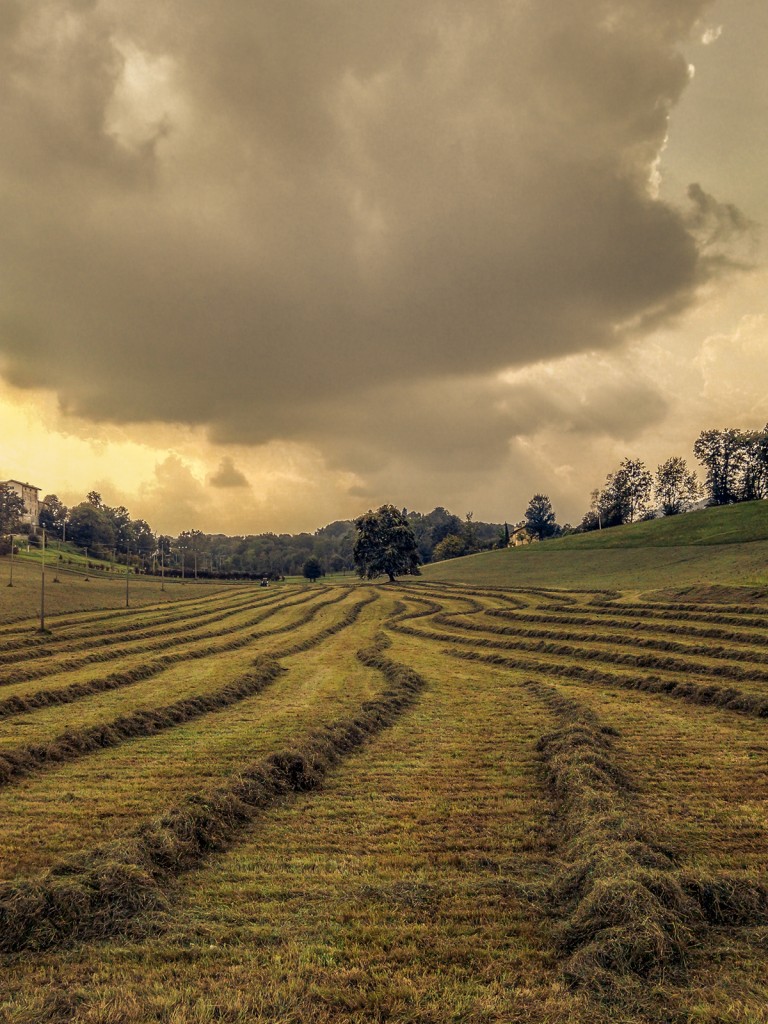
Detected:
left=0, top=0, right=745, bottom=473
left=209, top=457, right=249, bottom=488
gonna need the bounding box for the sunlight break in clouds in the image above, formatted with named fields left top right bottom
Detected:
left=0, top=0, right=763, bottom=531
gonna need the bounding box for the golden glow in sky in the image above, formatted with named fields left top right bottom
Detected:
left=1, top=0, right=766, bottom=534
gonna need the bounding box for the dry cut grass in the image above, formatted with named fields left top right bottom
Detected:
left=0, top=581, right=766, bottom=1023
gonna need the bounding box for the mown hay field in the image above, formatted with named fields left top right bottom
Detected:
left=0, top=579, right=766, bottom=1023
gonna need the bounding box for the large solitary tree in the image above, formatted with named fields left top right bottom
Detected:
left=353, top=505, right=420, bottom=582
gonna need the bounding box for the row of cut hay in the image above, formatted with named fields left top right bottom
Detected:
left=434, top=612, right=768, bottom=667
left=0, top=585, right=272, bottom=658
left=523, top=590, right=583, bottom=605
left=0, top=579, right=256, bottom=644
left=0, top=634, right=427, bottom=952
left=573, top=599, right=768, bottom=628
left=485, top=607, right=768, bottom=649
left=528, top=678, right=702, bottom=991
left=388, top=596, right=446, bottom=624
left=0, top=589, right=276, bottom=667
left=0, top=589, right=374, bottom=788
left=0, top=584, right=313, bottom=672
left=532, top=601, right=768, bottom=630
left=0, top=657, right=285, bottom=789
left=589, top=595, right=768, bottom=616
left=391, top=614, right=768, bottom=687
left=398, top=586, right=486, bottom=615
left=446, top=649, right=768, bottom=719
left=0, top=588, right=351, bottom=721
left=270, top=591, right=379, bottom=656
left=0, top=587, right=347, bottom=690
left=678, top=872, right=768, bottom=926
left=401, top=581, right=529, bottom=609
left=418, top=580, right=618, bottom=604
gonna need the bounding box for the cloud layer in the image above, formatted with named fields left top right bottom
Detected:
left=0, top=1, right=756, bottom=529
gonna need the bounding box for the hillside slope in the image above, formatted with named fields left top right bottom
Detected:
left=422, top=501, right=768, bottom=593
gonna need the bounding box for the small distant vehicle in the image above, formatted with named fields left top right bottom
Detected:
left=260, top=577, right=269, bottom=587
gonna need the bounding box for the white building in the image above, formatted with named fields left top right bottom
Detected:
left=2, top=480, right=41, bottom=527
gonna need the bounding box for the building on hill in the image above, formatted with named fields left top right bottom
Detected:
left=510, top=522, right=538, bottom=547
left=1, top=480, right=41, bottom=527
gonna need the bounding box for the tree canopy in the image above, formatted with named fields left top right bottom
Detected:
left=302, top=555, right=323, bottom=582
left=524, top=494, right=558, bottom=540
left=39, top=494, right=68, bottom=536
left=0, top=484, right=26, bottom=536
left=693, top=427, right=768, bottom=505
left=353, top=505, right=421, bottom=582
left=67, top=502, right=116, bottom=551
left=655, top=457, right=700, bottom=516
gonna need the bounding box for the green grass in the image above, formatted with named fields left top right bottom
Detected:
left=422, top=501, right=768, bottom=592
left=553, top=499, right=768, bottom=549
left=0, top=555, right=275, bottom=624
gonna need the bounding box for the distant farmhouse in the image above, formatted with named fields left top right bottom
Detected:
left=2, top=480, right=41, bottom=527
left=509, top=523, right=538, bottom=547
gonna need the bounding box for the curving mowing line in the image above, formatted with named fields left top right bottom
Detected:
left=0, top=629, right=428, bottom=953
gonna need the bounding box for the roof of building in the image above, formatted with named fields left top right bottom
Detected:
left=2, top=480, right=40, bottom=490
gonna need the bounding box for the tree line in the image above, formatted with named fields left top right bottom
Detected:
left=3, top=490, right=503, bottom=577
left=519, top=424, right=768, bottom=541
left=3, top=423, right=765, bottom=579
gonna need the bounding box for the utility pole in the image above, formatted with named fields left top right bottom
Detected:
left=125, top=546, right=130, bottom=608
left=7, top=533, right=13, bottom=587
left=39, top=527, right=47, bottom=632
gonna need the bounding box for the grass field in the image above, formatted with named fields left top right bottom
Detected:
left=422, top=501, right=768, bottom=592
left=0, top=555, right=766, bottom=1023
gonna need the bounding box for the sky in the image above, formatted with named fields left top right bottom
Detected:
left=1, top=0, right=766, bottom=535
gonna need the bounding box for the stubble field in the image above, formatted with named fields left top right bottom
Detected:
left=0, top=578, right=766, bottom=1023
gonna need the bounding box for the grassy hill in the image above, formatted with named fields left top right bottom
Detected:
left=0, top=555, right=235, bottom=624
left=422, top=500, right=768, bottom=593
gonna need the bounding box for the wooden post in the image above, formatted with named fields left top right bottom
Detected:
left=39, top=527, right=46, bottom=632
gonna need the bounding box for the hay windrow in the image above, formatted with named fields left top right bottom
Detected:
left=431, top=613, right=768, bottom=678
left=485, top=605, right=768, bottom=649
left=0, top=588, right=352, bottom=720
left=0, top=587, right=347, bottom=690
left=0, top=658, right=285, bottom=789
left=0, top=592, right=374, bottom=788
left=679, top=872, right=768, bottom=926
left=464, top=613, right=768, bottom=664
left=0, top=587, right=271, bottom=665
left=270, top=591, right=379, bottom=657
left=447, top=648, right=768, bottom=719
left=0, top=630, right=428, bottom=952
left=527, top=678, right=701, bottom=991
